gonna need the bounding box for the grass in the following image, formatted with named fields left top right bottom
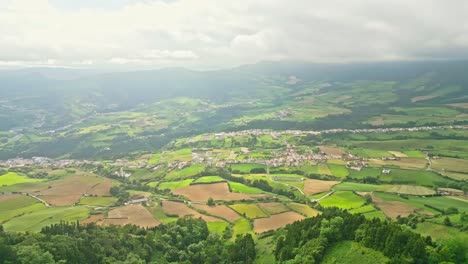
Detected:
left=333, top=182, right=386, bottom=192
left=414, top=222, right=468, bottom=242
left=287, top=203, right=320, bottom=217
left=348, top=167, right=381, bottom=180
left=403, top=150, right=426, bottom=158
left=79, top=197, right=117, bottom=207
left=230, top=163, right=267, bottom=174
left=0, top=172, right=42, bottom=186
left=327, top=164, right=349, bottom=178
left=165, top=164, right=205, bottom=180
left=3, top=206, right=90, bottom=232
left=375, top=192, right=468, bottom=214
left=321, top=241, right=389, bottom=264
left=379, top=168, right=453, bottom=187
left=431, top=157, right=468, bottom=174
left=362, top=210, right=388, bottom=220
left=193, top=176, right=226, bottom=184
left=156, top=179, right=194, bottom=190
left=349, top=148, right=393, bottom=158
left=385, top=185, right=435, bottom=195
left=229, top=204, right=268, bottom=219
left=319, top=191, right=366, bottom=210
left=229, top=182, right=265, bottom=194
left=255, top=236, right=276, bottom=264
left=147, top=203, right=178, bottom=224
left=318, top=163, right=333, bottom=175
left=0, top=196, right=46, bottom=222
left=207, top=221, right=229, bottom=234
left=232, top=218, right=253, bottom=238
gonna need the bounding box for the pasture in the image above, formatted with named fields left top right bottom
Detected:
left=193, top=176, right=226, bottom=184
left=414, top=222, right=468, bottom=242
left=229, top=204, right=268, bottom=219
left=4, top=206, right=90, bottom=232
left=321, top=241, right=389, bottom=264
left=257, top=202, right=290, bottom=215
left=165, top=164, right=205, bottom=180
left=232, top=218, right=253, bottom=238
left=319, top=191, right=366, bottom=210
left=327, top=164, right=349, bottom=177
left=0, top=172, right=42, bottom=186
left=207, top=221, right=229, bottom=234
left=253, top=212, right=304, bottom=233
left=287, top=202, right=320, bottom=217
left=230, top=163, right=267, bottom=174
left=229, top=182, right=266, bottom=194
left=0, top=195, right=46, bottom=223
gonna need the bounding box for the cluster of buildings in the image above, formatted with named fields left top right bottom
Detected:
left=0, top=157, right=100, bottom=168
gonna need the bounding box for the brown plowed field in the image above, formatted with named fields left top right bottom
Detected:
left=318, top=146, right=345, bottom=156
left=88, top=179, right=113, bottom=196
left=23, top=175, right=105, bottom=206
left=253, top=211, right=305, bottom=233
left=97, top=205, right=160, bottom=228
left=162, top=200, right=222, bottom=222
left=172, top=182, right=270, bottom=202
left=0, top=194, right=22, bottom=202
left=192, top=204, right=241, bottom=222
left=371, top=194, right=429, bottom=219
left=304, top=179, right=340, bottom=195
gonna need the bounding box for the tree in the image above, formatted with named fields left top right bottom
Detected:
left=16, top=245, right=55, bottom=264
left=207, top=197, right=215, bottom=206
left=443, top=216, right=452, bottom=226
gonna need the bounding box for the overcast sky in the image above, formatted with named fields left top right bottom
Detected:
left=1, top=0, right=467, bottom=69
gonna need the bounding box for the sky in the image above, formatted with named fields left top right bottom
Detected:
left=1, top=0, right=468, bottom=69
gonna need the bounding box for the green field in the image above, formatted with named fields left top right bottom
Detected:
left=79, top=196, right=117, bottom=207
left=0, top=196, right=46, bottom=222
left=232, top=218, right=253, bottom=238
left=414, top=222, right=468, bottom=242
left=207, top=221, right=229, bottom=234
left=333, top=182, right=385, bottom=192
left=348, top=167, right=381, bottom=180
left=321, top=241, right=389, bottom=264
left=229, top=204, right=268, bottom=219
left=156, top=179, right=194, bottom=190
left=327, top=164, right=349, bottom=178
left=318, top=163, right=333, bottom=175
left=229, top=182, right=265, bottom=194
left=362, top=210, right=388, bottom=220
left=147, top=203, right=178, bottom=224
left=0, top=172, right=42, bottom=186
left=165, top=164, right=205, bottom=179
left=319, top=191, right=366, bottom=210
left=193, top=176, right=226, bottom=184
left=375, top=192, right=468, bottom=214
left=3, top=206, right=90, bottom=232
left=287, top=202, right=320, bottom=217
left=378, top=168, right=453, bottom=187
left=230, top=163, right=267, bottom=174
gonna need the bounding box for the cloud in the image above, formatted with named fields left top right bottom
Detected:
left=0, top=0, right=467, bottom=69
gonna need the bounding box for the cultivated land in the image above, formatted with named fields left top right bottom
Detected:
left=172, top=182, right=270, bottom=202
left=161, top=200, right=222, bottom=222
left=94, top=204, right=160, bottom=228
left=253, top=211, right=305, bottom=233
left=304, top=179, right=340, bottom=195
left=0, top=62, right=467, bottom=263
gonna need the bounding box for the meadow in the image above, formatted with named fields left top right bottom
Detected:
left=0, top=172, right=42, bottom=186
left=319, top=191, right=366, bottom=210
